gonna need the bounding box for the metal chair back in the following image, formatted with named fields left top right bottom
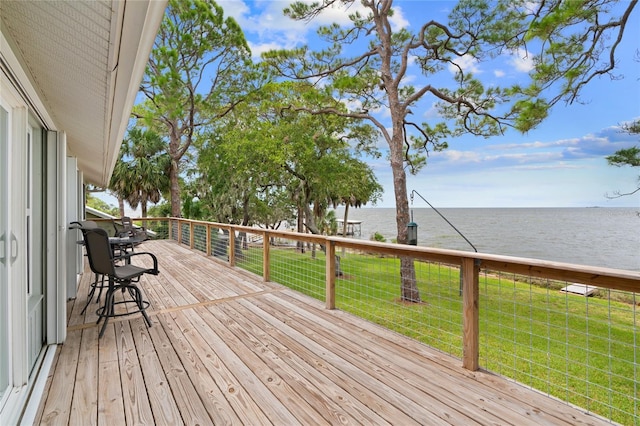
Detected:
left=83, top=227, right=116, bottom=277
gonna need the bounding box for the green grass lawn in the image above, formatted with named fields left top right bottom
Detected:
left=236, top=246, right=637, bottom=424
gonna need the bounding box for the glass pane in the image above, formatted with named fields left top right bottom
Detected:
left=0, top=105, right=10, bottom=403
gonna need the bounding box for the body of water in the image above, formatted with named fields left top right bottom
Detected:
left=332, top=207, right=639, bottom=271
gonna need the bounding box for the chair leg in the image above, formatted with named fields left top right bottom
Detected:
left=97, top=286, right=115, bottom=338
left=127, top=285, right=152, bottom=328
left=95, top=274, right=105, bottom=303
left=81, top=273, right=104, bottom=315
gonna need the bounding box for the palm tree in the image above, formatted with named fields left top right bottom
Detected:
left=109, top=127, right=170, bottom=224
left=109, top=152, right=134, bottom=218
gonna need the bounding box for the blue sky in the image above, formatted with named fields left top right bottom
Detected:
left=217, top=0, right=640, bottom=208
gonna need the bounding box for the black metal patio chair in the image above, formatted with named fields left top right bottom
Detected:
left=70, top=221, right=109, bottom=314
left=82, top=227, right=159, bottom=337
left=111, top=216, right=150, bottom=256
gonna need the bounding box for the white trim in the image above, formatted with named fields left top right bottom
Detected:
left=66, top=157, right=79, bottom=299
left=18, top=345, right=57, bottom=426
left=0, top=71, right=29, bottom=426
left=10, top=104, right=28, bottom=388
left=55, top=132, right=67, bottom=343
left=44, top=132, right=58, bottom=345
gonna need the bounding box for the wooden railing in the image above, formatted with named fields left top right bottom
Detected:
left=98, top=216, right=640, bottom=371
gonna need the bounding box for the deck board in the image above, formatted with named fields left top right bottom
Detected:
left=34, top=240, right=611, bottom=425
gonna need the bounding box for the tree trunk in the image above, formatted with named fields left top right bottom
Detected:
left=296, top=205, right=304, bottom=253
left=169, top=158, right=181, bottom=217
left=141, top=200, right=148, bottom=230
left=390, top=129, right=421, bottom=302
left=118, top=197, right=125, bottom=219
left=341, top=203, right=350, bottom=256
left=169, top=125, right=182, bottom=217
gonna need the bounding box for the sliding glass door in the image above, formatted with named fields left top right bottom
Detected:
left=0, top=102, right=10, bottom=410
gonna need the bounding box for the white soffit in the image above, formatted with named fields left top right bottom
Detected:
left=0, top=0, right=167, bottom=186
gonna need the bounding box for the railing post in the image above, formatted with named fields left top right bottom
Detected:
left=228, top=228, right=235, bottom=267
left=189, top=221, right=195, bottom=249
left=263, top=231, right=270, bottom=282
left=206, top=224, right=211, bottom=256
left=326, top=240, right=336, bottom=309
left=462, top=257, right=480, bottom=371
left=177, top=219, right=182, bottom=245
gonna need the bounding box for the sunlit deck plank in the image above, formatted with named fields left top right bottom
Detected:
left=129, top=317, right=183, bottom=425
left=115, top=321, right=154, bottom=426
left=97, top=324, right=125, bottom=425
left=177, top=307, right=280, bottom=424
left=38, top=329, right=81, bottom=425
left=34, top=239, right=611, bottom=425
left=68, top=327, right=98, bottom=425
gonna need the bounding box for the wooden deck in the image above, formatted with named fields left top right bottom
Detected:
left=35, top=240, right=609, bottom=425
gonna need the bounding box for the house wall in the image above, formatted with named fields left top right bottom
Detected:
left=0, top=30, right=78, bottom=426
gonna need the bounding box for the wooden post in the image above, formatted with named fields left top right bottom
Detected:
left=228, top=229, right=235, bottom=267
left=462, top=257, right=480, bottom=371
left=326, top=240, right=336, bottom=310
left=263, top=231, right=270, bottom=282
left=189, top=221, right=195, bottom=249
left=177, top=219, right=182, bottom=245
left=206, top=224, right=211, bottom=256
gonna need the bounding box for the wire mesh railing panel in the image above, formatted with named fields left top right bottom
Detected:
left=267, top=238, right=326, bottom=302
left=146, top=220, right=169, bottom=240
left=180, top=223, right=190, bottom=246
left=209, top=227, right=229, bottom=261
left=234, top=229, right=265, bottom=278
left=335, top=250, right=463, bottom=358
left=479, top=271, right=639, bottom=425
left=193, top=224, right=207, bottom=253
left=170, top=220, right=178, bottom=241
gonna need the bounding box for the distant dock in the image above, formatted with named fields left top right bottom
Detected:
left=336, top=219, right=362, bottom=237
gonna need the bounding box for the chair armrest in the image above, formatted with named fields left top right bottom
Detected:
left=121, top=251, right=159, bottom=274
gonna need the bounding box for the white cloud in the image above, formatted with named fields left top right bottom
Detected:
left=388, top=5, right=410, bottom=30
left=509, top=48, right=534, bottom=73
left=448, top=54, right=481, bottom=75
left=494, top=69, right=506, bottom=78
left=422, top=102, right=440, bottom=119
left=248, top=41, right=287, bottom=59
left=435, top=150, right=481, bottom=163
left=219, top=1, right=313, bottom=51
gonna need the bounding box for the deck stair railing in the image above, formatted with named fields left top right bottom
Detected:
left=95, top=217, right=640, bottom=424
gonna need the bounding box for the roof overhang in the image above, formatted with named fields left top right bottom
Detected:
left=0, top=0, right=167, bottom=187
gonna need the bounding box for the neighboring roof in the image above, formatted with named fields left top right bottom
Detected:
left=0, top=0, right=167, bottom=187
left=85, top=206, right=116, bottom=220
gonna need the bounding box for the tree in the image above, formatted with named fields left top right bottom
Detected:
left=122, top=128, right=170, bottom=219
left=109, top=150, right=134, bottom=218
left=136, top=0, right=252, bottom=217
left=606, top=119, right=640, bottom=198
left=262, top=0, right=637, bottom=302
left=193, top=81, right=381, bottom=235
left=85, top=193, right=118, bottom=217
left=108, top=127, right=170, bottom=221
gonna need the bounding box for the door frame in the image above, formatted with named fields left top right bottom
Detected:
left=0, top=68, right=29, bottom=423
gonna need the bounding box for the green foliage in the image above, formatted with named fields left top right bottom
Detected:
left=85, top=194, right=118, bottom=216
left=607, top=146, right=640, bottom=168
left=109, top=127, right=169, bottom=217
left=370, top=232, right=386, bottom=243
left=148, top=202, right=171, bottom=218
left=137, top=0, right=253, bottom=216
left=191, top=80, right=382, bottom=229
left=605, top=120, right=640, bottom=197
